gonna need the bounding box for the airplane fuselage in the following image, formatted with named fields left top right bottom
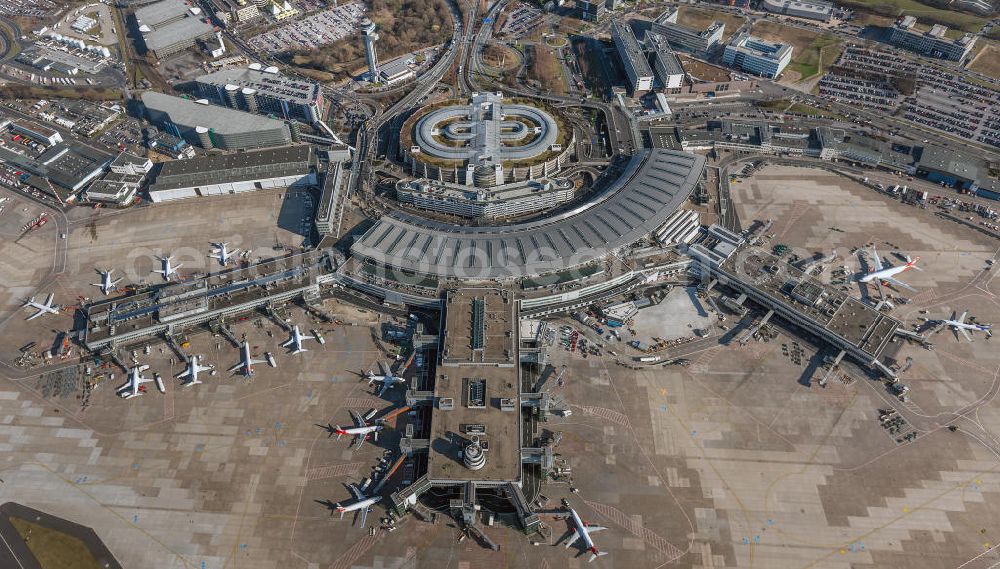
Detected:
left=336, top=425, right=381, bottom=438
left=569, top=508, right=598, bottom=554
left=336, top=496, right=380, bottom=514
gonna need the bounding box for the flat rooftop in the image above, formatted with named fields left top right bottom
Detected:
left=148, top=145, right=312, bottom=192
left=720, top=250, right=899, bottom=358
left=196, top=67, right=321, bottom=105
left=428, top=288, right=520, bottom=483
left=142, top=92, right=289, bottom=135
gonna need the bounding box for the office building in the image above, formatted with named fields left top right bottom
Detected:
left=760, top=0, right=833, bottom=22
left=134, top=0, right=216, bottom=58
left=395, top=177, right=575, bottom=219
left=723, top=34, right=792, bottom=79
left=651, top=7, right=724, bottom=54
left=85, top=153, right=153, bottom=206
left=576, top=0, right=605, bottom=21
left=887, top=16, right=977, bottom=61
left=146, top=145, right=316, bottom=202
left=612, top=20, right=654, bottom=94
left=141, top=91, right=297, bottom=151
left=195, top=63, right=325, bottom=124
left=645, top=31, right=685, bottom=89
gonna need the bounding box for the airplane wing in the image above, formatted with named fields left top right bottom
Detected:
left=883, top=276, right=916, bottom=292
left=871, top=246, right=883, bottom=272
left=350, top=409, right=365, bottom=428
left=585, top=525, right=607, bottom=533
left=176, top=367, right=192, bottom=378
left=196, top=364, right=213, bottom=373
left=249, top=358, right=266, bottom=365
left=961, top=327, right=973, bottom=342
left=26, top=309, right=44, bottom=321
left=351, top=434, right=367, bottom=450
left=959, top=311, right=968, bottom=324
left=348, top=484, right=365, bottom=501
left=228, top=362, right=243, bottom=372
left=281, top=338, right=293, bottom=348
left=563, top=532, right=581, bottom=549
left=378, top=382, right=389, bottom=397
left=44, top=293, right=54, bottom=307
left=358, top=506, right=369, bottom=528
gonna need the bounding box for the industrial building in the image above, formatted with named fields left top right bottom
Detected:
left=146, top=145, right=316, bottom=202
left=9, top=120, right=63, bottom=146
left=723, top=34, right=793, bottom=79
left=886, top=16, right=977, bottom=61
left=141, top=91, right=298, bottom=151
left=395, top=177, right=575, bottom=219
left=195, top=64, right=325, bottom=123
left=760, top=0, right=833, bottom=22
left=0, top=139, right=111, bottom=197
left=84, top=153, right=153, bottom=206
left=612, top=20, right=654, bottom=94
left=650, top=7, right=725, bottom=54
left=913, top=145, right=1000, bottom=194
left=133, top=0, right=217, bottom=58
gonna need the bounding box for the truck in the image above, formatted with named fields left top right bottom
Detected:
left=606, top=319, right=624, bottom=328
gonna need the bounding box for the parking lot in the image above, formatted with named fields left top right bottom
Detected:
left=497, top=2, right=544, bottom=38
left=247, top=2, right=366, bottom=52
left=818, top=45, right=1000, bottom=150
left=0, top=0, right=57, bottom=17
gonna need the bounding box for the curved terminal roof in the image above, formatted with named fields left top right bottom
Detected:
left=352, top=149, right=705, bottom=279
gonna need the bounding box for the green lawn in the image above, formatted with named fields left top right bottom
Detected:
left=837, top=0, right=986, bottom=32
left=9, top=517, right=104, bottom=569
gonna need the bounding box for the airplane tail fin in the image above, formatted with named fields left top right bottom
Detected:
left=907, top=256, right=922, bottom=270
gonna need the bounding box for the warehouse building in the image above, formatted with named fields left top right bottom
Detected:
left=141, top=91, right=298, bottom=151
left=650, top=7, right=724, bottom=54
left=723, top=34, right=792, bottom=79
left=887, top=16, right=977, bottom=61
left=85, top=153, right=153, bottom=206
left=0, top=141, right=112, bottom=197
left=134, top=0, right=216, bottom=58
left=760, top=0, right=833, bottom=22
left=146, top=145, right=316, bottom=202
left=194, top=64, right=325, bottom=124
left=612, top=20, right=654, bottom=94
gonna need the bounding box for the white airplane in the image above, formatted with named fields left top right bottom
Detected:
left=936, top=310, right=992, bottom=341
left=91, top=268, right=123, bottom=296
left=116, top=364, right=154, bottom=399
left=228, top=342, right=265, bottom=378
left=176, top=355, right=214, bottom=386
left=22, top=294, right=59, bottom=321
left=208, top=242, right=240, bottom=266
left=281, top=325, right=315, bottom=355
left=333, top=483, right=381, bottom=527
left=334, top=409, right=383, bottom=449
left=366, top=362, right=406, bottom=397
left=153, top=254, right=182, bottom=280
left=857, top=246, right=920, bottom=292
left=561, top=504, right=608, bottom=563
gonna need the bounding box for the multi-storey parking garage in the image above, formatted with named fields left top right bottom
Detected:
left=402, top=92, right=574, bottom=186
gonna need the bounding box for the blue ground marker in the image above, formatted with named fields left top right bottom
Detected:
left=133, top=514, right=139, bottom=523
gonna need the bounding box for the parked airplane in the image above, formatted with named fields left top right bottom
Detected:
left=209, top=242, right=240, bottom=266
left=22, top=294, right=59, bottom=321
left=281, top=325, right=315, bottom=355
left=367, top=362, right=406, bottom=397
left=334, top=409, right=383, bottom=449
left=116, top=364, right=153, bottom=399
left=333, top=482, right=381, bottom=527
left=176, top=355, right=214, bottom=386
left=936, top=310, right=992, bottom=341
left=153, top=254, right=182, bottom=280
left=857, top=246, right=920, bottom=292
left=91, top=268, right=123, bottom=295
left=228, top=342, right=265, bottom=378
left=560, top=503, right=608, bottom=563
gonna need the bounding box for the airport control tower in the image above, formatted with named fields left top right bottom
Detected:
left=361, top=18, right=379, bottom=81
